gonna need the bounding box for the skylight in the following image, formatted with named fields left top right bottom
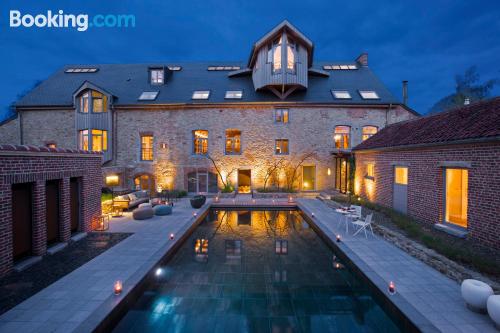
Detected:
left=192, top=90, right=210, bottom=100
left=359, top=90, right=379, bottom=99
left=322, top=65, right=357, bottom=70
left=168, top=66, right=182, bottom=71
left=65, top=68, right=99, bottom=73
left=331, top=90, right=351, bottom=99
left=225, top=90, right=243, bottom=99
left=138, top=91, right=159, bottom=101
left=207, top=66, right=241, bottom=71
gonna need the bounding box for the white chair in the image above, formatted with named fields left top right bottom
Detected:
left=352, top=213, right=374, bottom=238
left=349, top=205, right=362, bottom=219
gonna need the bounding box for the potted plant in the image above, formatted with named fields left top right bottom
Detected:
left=190, top=195, right=206, bottom=208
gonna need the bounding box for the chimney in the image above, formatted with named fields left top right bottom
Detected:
left=464, top=98, right=470, bottom=105
left=402, top=80, right=408, bottom=105
left=355, top=52, right=368, bottom=67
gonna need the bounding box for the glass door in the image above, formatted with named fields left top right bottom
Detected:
left=445, top=168, right=468, bottom=228
left=302, top=165, right=316, bottom=191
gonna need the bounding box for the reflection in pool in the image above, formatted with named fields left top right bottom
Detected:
left=113, top=210, right=402, bottom=332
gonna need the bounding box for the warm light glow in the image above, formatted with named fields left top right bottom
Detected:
left=394, top=166, right=408, bottom=185
left=445, top=169, right=468, bottom=228
left=336, top=234, right=341, bottom=242
left=155, top=268, right=163, bottom=277
left=388, top=281, right=396, bottom=295
left=114, top=280, right=122, bottom=295
left=105, top=175, right=119, bottom=187
left=327, top=168, right=331, bottom=176
left=169, top=233, right=174, bottom=240
left=362, top=126, right=378, bottom=141
left=193, top=212, right=198, bottom=217
left=215, top=196, right=219, bottom=202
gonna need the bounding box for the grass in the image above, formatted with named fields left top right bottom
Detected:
left=101, top=193, right=113, bottom=202
left=332, top=195, right=500, bottom=277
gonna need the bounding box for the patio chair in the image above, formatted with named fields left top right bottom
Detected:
left=352, top=213, right=374, bottom=238
left=349, top=205, right=362, bottom=219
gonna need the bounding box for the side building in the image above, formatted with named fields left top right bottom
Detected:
left=353, top=98, right=500, bottom=249
left=0, top=21, right=417, bottom=194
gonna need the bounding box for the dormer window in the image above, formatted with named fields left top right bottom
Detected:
left=150, top=68, right=164, bottom=85
left=78, top=90, right=107, bottom=113
left=268, top=36, right=282, bottom=74
left=286, top=37, right=296, bottom=73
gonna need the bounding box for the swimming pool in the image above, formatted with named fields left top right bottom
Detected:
left=112, top=209, right=405, bottom=332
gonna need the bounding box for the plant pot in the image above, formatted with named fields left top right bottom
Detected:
left=190, top=195, right=206, bottom=208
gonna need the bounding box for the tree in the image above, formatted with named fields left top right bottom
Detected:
left=262, top=158, right=285, bottom=190
left=280, top=151, right=318, bottom=191
left=204, top=154, right=236, bottom=191
left=429, top=66, right=497, bottom=114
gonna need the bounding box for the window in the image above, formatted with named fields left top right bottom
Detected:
left=46, top=142, right=56, bottom=149
left=225, top=90, right=243, bottom=99
left=208, top=66, right=241, bottom=71
left=332, top=90, right=351, bottom=99
left=334, top=126, right=350, bottom=149
left=366, top=163, right=374, bottom=178
left=194, top=239, right=208, bottom=254
left=445, top=169, right=468, bottom=228
left=78, top=130, right=89, bottom=150
left=150, top=69, right=164, bottom=84
left=92, top=91, right=107, bottom=113
left=138, top=91, right=159, bottom=101
left=168, top=66, right=182, bottom=71
left=275, top=109, right=289, bottom=123
left=80, top=92, right=89, bottom=113
left=192, top=91, right=210, bottom=100
left=270, top=36, right=282, bottom=73
left=394, top=166, right=408, bottom=185
left=91, top=129, right=107, bottom=152
left=225, top=129, right=241, bottom=155
left=362, top=126, right=378, bottom=141
left=275, top=139, right=289, bottom=155
left=275, top=240, right=288, bottom=255
left=322, top=64, right=357, bottom=70
left=359, top=90, right=380, bottom=99
left=193, top=130, right=208, bottom=154
left=286, top=37, right=296, bottom=72
left=65, top=68, right=98, bottom=73
left=141, top=135, right=154, bottom=161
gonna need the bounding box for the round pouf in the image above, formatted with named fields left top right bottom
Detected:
left=154, top=204, right=172, bottom=216
left=133, top=207, right=154, bottom=220
left=461, top=279, right=494, bottom=313
left=138, top=203, right=152, bottom=208
left=487, top=295, right=500, bottom=329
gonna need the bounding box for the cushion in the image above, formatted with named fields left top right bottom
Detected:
left=138, top=203, right=152, bottom=208
left=154, top=205, right=172, bottom=216
left=133, top=207, right=154, bottom=220
left=128, top=193, right=138, bottom=201
left=136, top=191, right=148, bottom=198
left=115, top=194, right=130, bottom=201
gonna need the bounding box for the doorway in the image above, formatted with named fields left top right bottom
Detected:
left=334, top=156, right=350, bottom=193
left=238, top=169, right=251, bottom=193
left=12, top=183, right=33, bottom=261
left=444, top=168, right=468, bottom=228
left=134, top=174, right=154, bottom=192
left=302, top=166, right=316, bottom=191
left=46, top=180, right=60, bottom=245
left=393, top=166, right=408, bottom=214
left=187, top=171, right=218, bottom=193
left=70, top=177, right=81, bottom=234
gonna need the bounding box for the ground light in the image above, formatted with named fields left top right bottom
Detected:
left=388, top=281, right=396, bottom=295
left=155, top=268, right=163, bottom=277
left=114, top=280, right=122, bottom=295
left=170, top=233, right=174, bottom=240
left=193, top=212, right=197, bottom=217
left=311, top=213, right=315, bottom=217
left=336, top=234, right=341, bottom=242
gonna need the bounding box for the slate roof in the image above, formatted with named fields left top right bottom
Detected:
left=353, top=97, right=500, bottom=151
left=16, top=61, right=403, bottom=107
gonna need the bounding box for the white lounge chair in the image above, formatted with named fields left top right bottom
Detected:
left=352, top=213, right=374, bottom=238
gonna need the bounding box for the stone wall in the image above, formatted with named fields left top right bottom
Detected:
left=0, top=116, right=20, bottom=145
left=0, top=145, right=102, bottom=277
left=355, top=142, right=500, bottom=248
left=20, top=110, right=76, bottom=148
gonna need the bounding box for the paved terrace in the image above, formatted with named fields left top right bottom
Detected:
left=0, top=196, right=496, bottom=332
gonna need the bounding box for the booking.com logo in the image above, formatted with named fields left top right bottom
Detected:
left=9, top=10, right=135, bottom=32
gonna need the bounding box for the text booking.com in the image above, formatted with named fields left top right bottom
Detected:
left=9, top=10, right=135, bottom=32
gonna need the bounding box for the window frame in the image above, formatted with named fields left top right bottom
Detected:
left=394, top=166, right=408, bottom=185
left=331, top=90, right=352, bottom=99
left=443, top=168, right=468, bottom=229
left=150, top=68, right=164, bottom=85
left=224, top=90, right=243, bottom=99
left=78, top=90, right=108, bottom=113
left=275, top=108, right=289, bottom=123
left=140, top=134, right=154, bottom=161
left=225, top=129, right=242, bottom=155
left=334, top=125, right=351, bottom=149
left=359, top=90, right=380, bottom=100
left=193, top=130, right=209, bottom=155
left=138, top=91, right=159, bottom=101
left=78, top=129, right=89, bottom=151
left=362, top=126, right=378, bottom=141
left=91, top=129, right=108, bottom=152
left=365, top=163, right=375, bottom=180
left=275, top=139, right=289, bottom=155
left=192, top=90, right=210, bottom=100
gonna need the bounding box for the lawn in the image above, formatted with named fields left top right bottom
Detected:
left=101, top=192, right=113, bottom=202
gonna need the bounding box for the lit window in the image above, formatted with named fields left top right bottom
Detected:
left=168, top=66, right=182, bottom=71
left=359, top=90, right=379, bottom=99
left=208, top=66, right=241, bottom=71
left=193, top=130, right=208, bottom=155
left=195, top=239, right=209, bottom=254
left=80, top=92, right=89, bottom=113
left=92, top=91, right=107, bottom=113
left=275, top=139, right=289, bottom=155
left=192, top=91, right=210, bottom=100
left=141, top=135, right=154, bottom=161
left=339, top=65, right=349, bottom=70
left=394, top=166, right=408, bottom=185
left=286, top=37, right=296, bottom=72
left=65, top=68, right=98, bottom=73
left=347, top=65, right=357, bottom=69
left=332, top=65, right=341, bottom=70
left=323, top=65, right=333, bottom=70
left=150, top=69, right=164, bottom=84
left=366, top=163, right=374, bottom=178
left=46, top=142, right=56, bottom=149
left=334, top=126, right=350, bottom=149
left=78, top=130, right=89, bottom=150
left=275, top=109, right=289, bottom=123
left=269, top=36, right=282, bottom=73
left=225, top=129, right=241, bottom=155
left=225, top=90, right=243, bottom=99
left=362, top=126, right=378, bottom=141
left=445, top=168, right=468, bottom=228
left=275, top=240, right=288, bottom=255
left=138, top=91, right=159, bottom=101
left=91, top=129, right=107, bottom=152
left=332, top=90, right=351, bottom=99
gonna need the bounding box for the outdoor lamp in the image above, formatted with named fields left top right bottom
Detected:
left=170, top=233, right=174, bottom=240
left=388, top=281, right=396, bottom=295
left=105, top=175, right=119, bottom=187
left=336, top=234, right=341, bottom=242
left=114, top=280, right=123, bottom=295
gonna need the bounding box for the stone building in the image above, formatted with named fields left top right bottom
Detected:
left=353, top=98, right=500, bottom=248
left=0, top=21, right=417, bottom=194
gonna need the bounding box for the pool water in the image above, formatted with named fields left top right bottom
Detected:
left=112, top=210, right=402, bottom=332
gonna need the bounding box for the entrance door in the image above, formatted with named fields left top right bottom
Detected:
left=334, top=157, right=350, bottom=193
left=46, top=180, right=60, bottom=245
left=238, top=169, right=251, bottom=193
left=198, top=173, right=208, bottom=193
left=393, top=166, right=408, bottom=214
left=302, top=166, right=316, bottom=191
left=70, top=177, right=81, bottom=234
left=12, top=183, right=33, bottom=261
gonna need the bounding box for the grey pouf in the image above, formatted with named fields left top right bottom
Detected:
left=138, top=203, right=152, bottom=208
left=133, top=207, right=154, bottom=220
left=154, top=204, right=172, bottom=216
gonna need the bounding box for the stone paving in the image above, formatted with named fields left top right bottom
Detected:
left=297, top=198, right=497, bottom=333
left=0, top=196, right=496, bottom=332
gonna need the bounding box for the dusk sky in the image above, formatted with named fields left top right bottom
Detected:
left=0, top=0, right=499, bottom=121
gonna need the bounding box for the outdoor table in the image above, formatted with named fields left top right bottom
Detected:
left=335, top=208, right=354, bottom=234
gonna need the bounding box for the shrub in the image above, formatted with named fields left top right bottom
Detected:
left=221, top=183, right=234, bottom=193
left=255, top=187, right=297, bottom=193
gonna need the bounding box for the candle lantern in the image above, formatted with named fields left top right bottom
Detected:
left=388, top=281, right=396, bottom=295
left=114, top=280, right=122, bottom=295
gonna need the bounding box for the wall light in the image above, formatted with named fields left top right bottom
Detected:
left=105, top=175, right=120, bottom=187
left=327, top=168, right=331, bottom=176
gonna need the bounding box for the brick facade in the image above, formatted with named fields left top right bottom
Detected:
left=0, top=145, right=102, bottom=277
left=354, top=142, right=500, bottom=249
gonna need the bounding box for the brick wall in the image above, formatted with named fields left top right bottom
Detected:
left=354, top=142, right=500, bottom=249
left=0, top=145, right=102, bottom=277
